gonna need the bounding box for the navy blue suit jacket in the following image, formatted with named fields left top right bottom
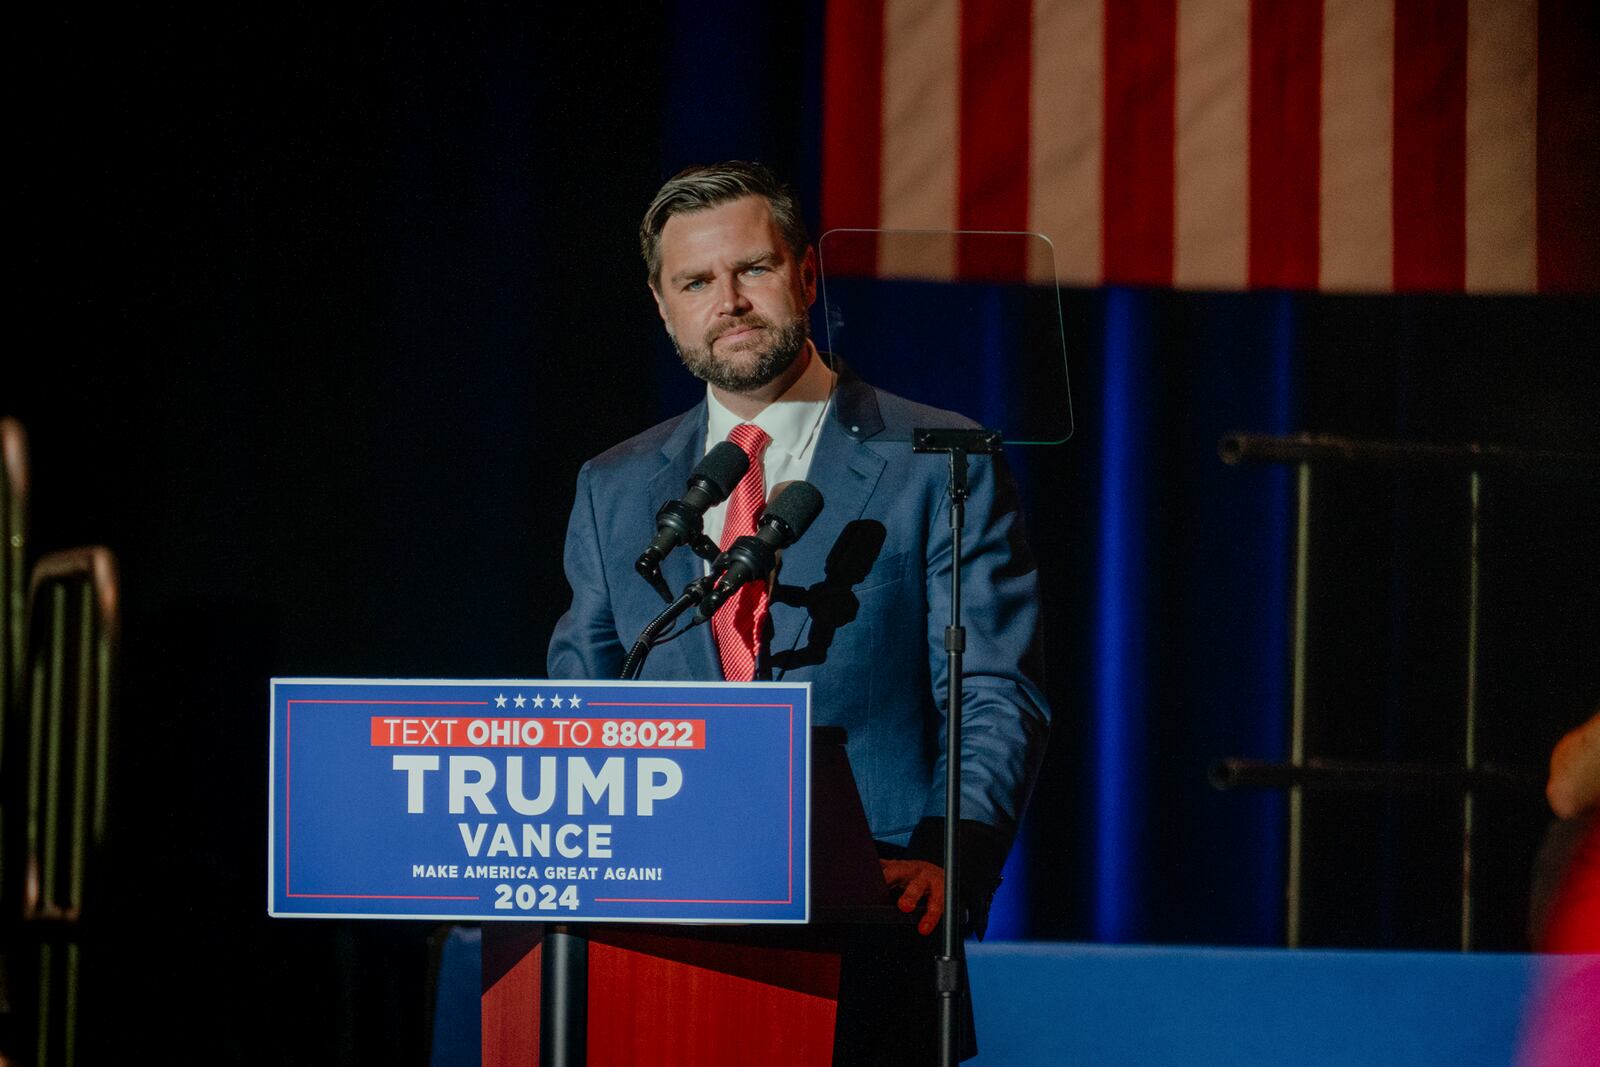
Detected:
left=548, top=366, right=1050, bottom=867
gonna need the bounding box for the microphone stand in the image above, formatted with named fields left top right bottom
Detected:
left=541, top=566, right=716, bottom=1066
left=913, top=425, right=1002, bottom=1067
left=548, top=477, right=819, bottom=1062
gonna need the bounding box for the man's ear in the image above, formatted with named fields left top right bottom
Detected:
left=800, top=246, right=818, bottom=307
left=649, top=279, right=668, bottom=323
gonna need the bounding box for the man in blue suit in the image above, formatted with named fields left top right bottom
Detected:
left=548, top=162, right=1050, bottom=944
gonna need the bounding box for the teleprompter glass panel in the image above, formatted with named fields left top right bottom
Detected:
left=816, top=229, right=1073, bottom=446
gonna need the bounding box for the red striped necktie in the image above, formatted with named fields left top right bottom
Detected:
left=713, top=423, right=772, bottom=682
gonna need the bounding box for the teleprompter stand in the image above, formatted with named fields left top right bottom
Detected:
left=913, top=426, right=1002, bottom=1067
left=811, top=223, right=1073, bottom=1063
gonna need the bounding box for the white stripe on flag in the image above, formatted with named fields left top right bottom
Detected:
left=1465, top=0, right=1537, bottom=293
left=880, top=0, right=959, bottom=278
left=1319, top=0, right=1394, bottom=291
left=1029, top=0, right=1104, bottom=286
left=1175, top=0, right=1250, bottom=289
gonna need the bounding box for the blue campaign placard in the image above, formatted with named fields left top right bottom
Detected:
left=268, top=678, right=810, bottom=923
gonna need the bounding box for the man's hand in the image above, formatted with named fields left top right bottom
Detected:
left=880, top=858, right=945, bottom=935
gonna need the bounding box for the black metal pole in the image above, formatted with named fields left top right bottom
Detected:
left=539, top=923, right=587, bottom=1066
left=937, top=447, right=968, bottom=1067
left=535, top=573, right=715, bottom=1064
left=1217, top=432, right=1600, bottom=476
left=913, top=427, right=997, bottom=1067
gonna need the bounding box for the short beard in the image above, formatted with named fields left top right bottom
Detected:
left=671, top=313, right=810, bottom=394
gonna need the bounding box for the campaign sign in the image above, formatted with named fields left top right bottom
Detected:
left=268, top=678, right=810, bottom=923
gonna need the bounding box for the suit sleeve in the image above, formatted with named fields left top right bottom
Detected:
left=911, top=449, right=1051, bottom=904
left=547, top=462, right=627, bottom=680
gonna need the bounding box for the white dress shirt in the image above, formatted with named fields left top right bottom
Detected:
left=701, top=342, right=836, bottom=547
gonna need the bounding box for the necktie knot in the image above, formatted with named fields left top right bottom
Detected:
left=728, top=422, right=770, bottom=462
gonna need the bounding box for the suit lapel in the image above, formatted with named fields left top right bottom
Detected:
left=769, top=374, right=887, bottom=675
left=644, top=403, right=721, bottom=681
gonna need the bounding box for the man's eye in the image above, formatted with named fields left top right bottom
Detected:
left=745, top=266, right=768, bottom=277
left=685, top=279, right=706, bottom=292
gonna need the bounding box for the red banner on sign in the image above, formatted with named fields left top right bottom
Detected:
left=368, top=716, right=705, bottom=750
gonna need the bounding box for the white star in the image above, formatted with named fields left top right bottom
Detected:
left=568, top=694, right=583, bottom=709
left=532, top=694, right=546, bottom=709
left=550, top=694, right=565, bottom=709
left=495, top=693, right=508, bottom=708
left=513, top=694, right=526, bottom=709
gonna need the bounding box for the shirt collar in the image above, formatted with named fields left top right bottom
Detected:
left=704, top=341, right=835, bottom=460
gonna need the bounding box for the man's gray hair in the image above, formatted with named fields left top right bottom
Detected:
left=640, top=161, right=811, bottom=288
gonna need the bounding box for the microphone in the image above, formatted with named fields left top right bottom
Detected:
left=696, top=481, right=825, bottom=622
left=636, top=442, right=750, bottom=583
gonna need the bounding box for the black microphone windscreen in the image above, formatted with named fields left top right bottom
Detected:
left=766, top=481, right=824, bottom=538
left=694, top=441, right=751, bottom=500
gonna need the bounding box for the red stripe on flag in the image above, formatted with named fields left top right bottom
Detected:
left=957, top=0, right=1031, bottom=282
left=1537, top=0, right=1600, bottom=292
left=1103, top=0, right=1177, bottom=287
left=1393, top=0, right=1468, bottom=291
left=821, top=0, right=885, bottom=276
left=1248, top=0, right=1322, bottom=289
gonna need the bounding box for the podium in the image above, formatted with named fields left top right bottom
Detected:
left=481, top=728, right=910, bottom=1066
left=265, top=678, right=923, bottom=1062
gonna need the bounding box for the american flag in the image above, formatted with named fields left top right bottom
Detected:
left=821, top=0, right=1597, bottom=292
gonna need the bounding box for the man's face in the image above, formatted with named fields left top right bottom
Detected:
left=651, top=195, right=817, bottom=395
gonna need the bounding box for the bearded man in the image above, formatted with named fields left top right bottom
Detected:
left=547, top=161, right=1050, bottom=1059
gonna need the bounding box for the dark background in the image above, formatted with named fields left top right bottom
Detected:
left=8, top=4, right=1597, bottom=1062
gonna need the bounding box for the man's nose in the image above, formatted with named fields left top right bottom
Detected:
left=714, top=275, right=752, bottom=315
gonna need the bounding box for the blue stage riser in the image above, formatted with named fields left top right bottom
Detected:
left=966, top=943, right=1592, bottom=1066
left=431, top=935, right=1595, bottom=1066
